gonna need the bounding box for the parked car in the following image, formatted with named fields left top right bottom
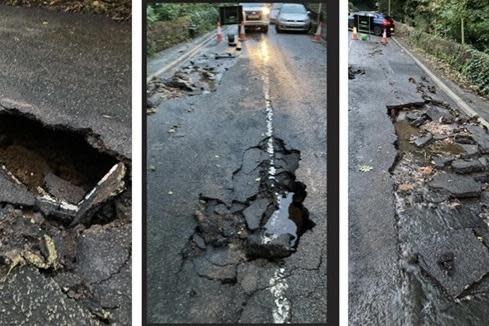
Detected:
left=348, top=11, right=395, bottom=36
left=270, top=3, right=283, bottom=24
left=275, top=3, right=311, bottom=33
left=240, top=3, right=271, bottom=33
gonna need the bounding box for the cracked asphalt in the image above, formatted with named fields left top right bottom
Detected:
left=0, top=5, right=131, bottom=325
left=349, top=34, right=489, bottom=324
left=147, top=28, right=327, bottom=323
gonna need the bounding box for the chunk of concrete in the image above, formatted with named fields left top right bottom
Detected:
left=429, top=173, right=481, bottom=198
left=416, top=229, right=489, bottom=298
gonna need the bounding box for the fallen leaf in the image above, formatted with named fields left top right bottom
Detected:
left=398, top=183, right=414, bottom=192
left=358, top=164, right=373, bottom=172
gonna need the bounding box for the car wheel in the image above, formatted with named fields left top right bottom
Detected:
left=263, top=26, right=268, bottom=33
left=276, top=25, right=281, bottom=33
left=373, top=26, right=383, bottom=36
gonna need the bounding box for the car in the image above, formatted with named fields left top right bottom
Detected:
left=240, top=3, right=271, bottom=33
left=348, top=11, right=395, bottom=36
left=269, top=3, right=283, bottom=24
left=275, top=3, right=311, bottom=33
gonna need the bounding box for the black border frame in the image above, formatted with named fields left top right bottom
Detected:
left=142, top=1, right=338, bottom=325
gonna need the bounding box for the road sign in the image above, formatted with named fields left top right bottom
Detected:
left=219, top=6, right=243, bottom=25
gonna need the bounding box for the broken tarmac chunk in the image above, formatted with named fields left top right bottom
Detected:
left=246, top=230, right=295, bottom=259
left=242, top=198, right=269, bottom=231
left=44, top=173, right=85, bottom=204
left=466, top=125, right=489, bottom=154
left=413, top=133, right=433, bottom=147
left=416, top=229, right=489, bottom=298
left=429, top=173, right=481, bottom=198
left=432, top=156, right=454, bottom=169
left=426, top=105, right=454, bottom=123
left=459, top=144, right=479, bottom=158
left=70, top=163, right=126, bottom=226
left=451, top=159, right=485, bottom=174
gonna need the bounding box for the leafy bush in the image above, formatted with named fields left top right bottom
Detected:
left=146, top=4, right=218, bottom=55
left=398, top=23, right=489, bottom=96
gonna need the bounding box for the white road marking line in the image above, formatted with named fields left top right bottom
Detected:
left=269, top=267, right=290, bottom=324
left=261, top=52, right=290, bottom=324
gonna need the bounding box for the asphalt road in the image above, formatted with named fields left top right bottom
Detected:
left=349, top=34, right=489, bottom=324
left=0, top=6, right=131, bottom=325
left=0, top=5, right=131, bottom=158
left=147, top=27, right=327, bottom=323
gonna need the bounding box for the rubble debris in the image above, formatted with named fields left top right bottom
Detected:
left=389, top=77, right=489, bottom=302
left=147, top=52, right=238, bottom=106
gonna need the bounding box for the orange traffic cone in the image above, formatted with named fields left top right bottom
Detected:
left=216, top=21, right=223, bottom=42
left=352, top=26, right=358, bottom=40
left=313, top=22, right=323, bottom=42
left=239, top=21, right=246, bottom=41
left=381, top=28, right=388, bottom=45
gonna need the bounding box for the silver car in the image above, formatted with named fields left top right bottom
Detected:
left=275, top=3, right=311, bottom=33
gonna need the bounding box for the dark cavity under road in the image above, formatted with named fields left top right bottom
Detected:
left=147, top=28, right=327, bottom=323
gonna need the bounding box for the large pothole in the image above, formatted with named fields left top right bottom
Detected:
left=181, top=137, right=315, bottom=284
left=0, top=109, right=127, bottom=226
left=388, top=78, right=489, bottom=301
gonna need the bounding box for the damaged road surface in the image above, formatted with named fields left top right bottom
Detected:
left=0, top=6, right=131, bottom=325
left=349, top=33, right=489, bottom=324
left=147, top=29, right=327, bottom=323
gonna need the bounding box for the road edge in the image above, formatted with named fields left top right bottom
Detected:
left=391, top=36, right=489, bottom=129
left=147, top=26, right=232, bottom=81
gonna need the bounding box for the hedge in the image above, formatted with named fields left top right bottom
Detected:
left=397, top=22, right=489, bottom=96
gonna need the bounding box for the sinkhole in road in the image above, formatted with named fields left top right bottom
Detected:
left=0, top=110, right=127, bottom=227
left=0, top=111, right=117, bottom=198
left=191, top=137, right=315, bottom=262
left=387, top=90, right=489, bottom=303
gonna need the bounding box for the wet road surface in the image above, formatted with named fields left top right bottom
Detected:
left=147, top=27, right=327, bottom=323
left=349, top=34, right=489, bottom=325
left=0, top=6, right=131, bottom=325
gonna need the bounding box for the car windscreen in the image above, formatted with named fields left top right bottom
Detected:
left=241, top=3, right=266, bottom=8
left=280, top=4, right=306, bottom=14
